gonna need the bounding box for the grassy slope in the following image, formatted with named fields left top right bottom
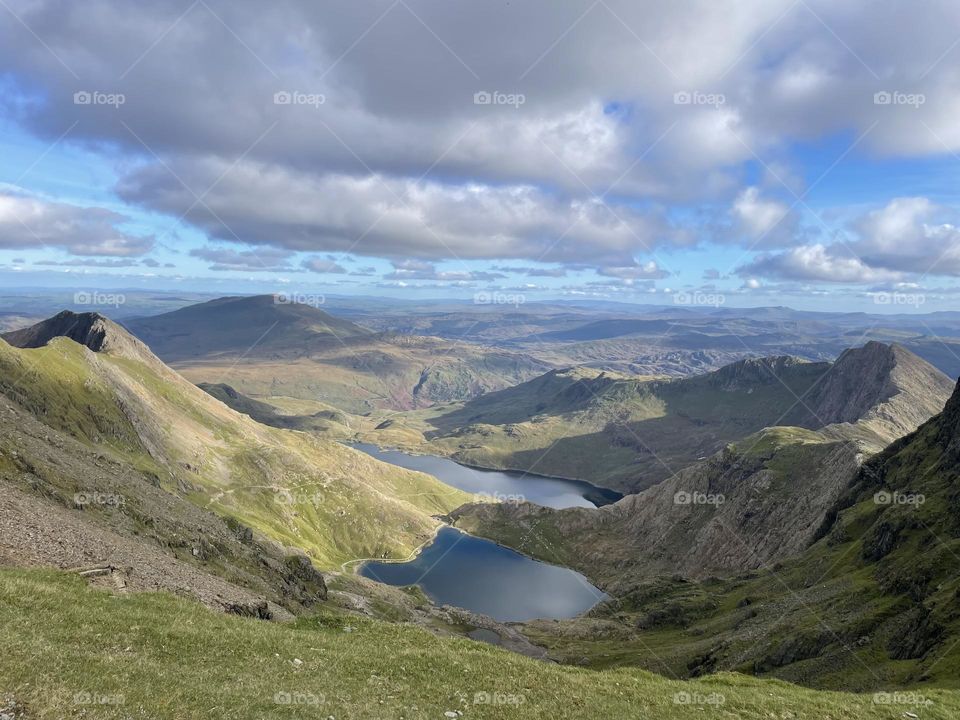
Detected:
left=501, top=394, right=960, bottom=691
left=367, top=363, right=834, bottom=492
left=4, top=569, right=958, bottom=720
left=0, top=337, right=471, bottom=568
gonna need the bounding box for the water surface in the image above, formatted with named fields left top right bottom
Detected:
left=360, top=527, right=607, bottom=622
left=352, top=443, right=621, bottom=509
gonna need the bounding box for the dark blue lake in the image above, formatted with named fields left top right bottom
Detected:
left=352, top=443, right=621, bottom=509
left=359, top=527, right=607, bottom=622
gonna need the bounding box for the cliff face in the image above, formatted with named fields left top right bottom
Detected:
left=3, top=311, right=157, bottom=364
left=451, top=343, right=955, bottom=587
left=786, top=341, right=955, bottom=443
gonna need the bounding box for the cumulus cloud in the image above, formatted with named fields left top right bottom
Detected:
left=302, top=257, right=348, bottom=274
left=491, top=265, right=568, bottom=277
left=189, top=245, right=295, bottom=271
left=597, top=261, right=670, bottom=280
left=727, top=187, right=798, bottom=248
left=6, top=0, right=960, bottom=287
left=384, top=259, right=504, bottom=282
left=118, top=159, right=684, bottom=265
left=738, top=243, right=901, bottom=283
left=0, top=190, right=153, bottom=256
left=851, top=197, right=960, bottom=275
left=739, top=197, right=960, bottom=283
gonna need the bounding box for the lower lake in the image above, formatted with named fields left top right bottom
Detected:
left=359, top=527, right=607, bottom=622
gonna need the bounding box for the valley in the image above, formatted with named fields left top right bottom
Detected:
left=3, top=297, right=960, bottom=717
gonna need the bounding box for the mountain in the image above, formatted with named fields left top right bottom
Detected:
left=126, top=294, right=374, bottom=360
left=376, top=342, right=953, bottom=493
left=452, top=426, right=864, bottom=584
left=460, top=378, right=960, bottom=690
left=0, top=311, right=471, bottom=574
left=124, top=295, right=551, bottom=413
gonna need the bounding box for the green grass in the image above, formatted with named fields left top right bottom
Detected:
left=0, top=335, right=473, bottom=570
left=4, top=569, right=958, bottom=719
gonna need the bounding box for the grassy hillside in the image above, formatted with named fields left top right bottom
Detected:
left=0, top=315, right=471, bottom=569
left=467, top=380, right=960, bottom=690
left=4, top=569, right=958, bottom=719
left=369, top=344, right=952, bottom=492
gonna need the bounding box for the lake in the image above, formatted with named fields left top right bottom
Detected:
left=352, top=443, right=621, bottom=509
left=359, top=527, right=607, bottom=622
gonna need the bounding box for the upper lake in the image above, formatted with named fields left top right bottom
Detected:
left=352, top=443, right=621, bottom=509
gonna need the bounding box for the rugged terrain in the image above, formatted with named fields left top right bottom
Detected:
left=374, top=342, right=953, bottom=493
left=0, top=311, right=471, bottom=574
left=125, top=295, right=551, bottom=413
left=465, top=378, right=960, bottom=690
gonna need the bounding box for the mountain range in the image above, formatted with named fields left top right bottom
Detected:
left=375, top=341, right=953, bottom=493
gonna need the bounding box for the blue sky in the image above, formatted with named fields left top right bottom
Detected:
left=2, top=0, right=960, bottom=312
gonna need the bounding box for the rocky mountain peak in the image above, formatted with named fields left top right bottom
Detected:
left=2, top=310, right=160, bottom=366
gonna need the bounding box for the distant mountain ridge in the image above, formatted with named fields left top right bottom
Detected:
left=376, top=341, right=953, bottom=492
left=123, top=295, right=551, bottom=412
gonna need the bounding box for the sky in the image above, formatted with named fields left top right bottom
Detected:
left=2, top=0, right=960, bottom=312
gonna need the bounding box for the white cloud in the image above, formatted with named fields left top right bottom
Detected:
left=0, top=190, right=153, bottom=256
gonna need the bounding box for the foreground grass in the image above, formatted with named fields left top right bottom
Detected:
left=3, top=570, right=960, bottom=719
